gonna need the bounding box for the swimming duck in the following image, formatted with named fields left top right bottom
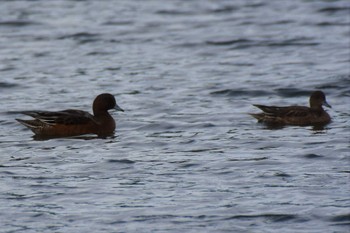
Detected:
left=250, top=91, right=331, bottom=126
left=16, top=93, right=124, bottom=137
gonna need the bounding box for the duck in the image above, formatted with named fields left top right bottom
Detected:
left=16, top=93, right=124, bottom=137
left=250, top=91, right=331, bottom=126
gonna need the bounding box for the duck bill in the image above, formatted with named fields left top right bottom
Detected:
left=323, top=100, right=332, bottom=108
left=114, top=103, right=124, bottom=112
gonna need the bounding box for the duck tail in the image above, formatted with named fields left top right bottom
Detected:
left=16, top=119, right=41, bottom=130
left=249, top=113, right=264, bottom=122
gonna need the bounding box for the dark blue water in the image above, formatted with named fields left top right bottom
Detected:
left=1, top=1, right=349, bottom=232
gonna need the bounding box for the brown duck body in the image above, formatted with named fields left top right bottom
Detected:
left=250, top=91, right=331, bottom=126
left=16, top=93, right=123, bottom=137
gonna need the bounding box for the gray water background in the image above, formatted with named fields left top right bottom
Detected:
left=0, top=0, right=349, bottom=232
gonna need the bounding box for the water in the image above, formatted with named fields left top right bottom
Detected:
left=1, top=0, right=349, bottom=232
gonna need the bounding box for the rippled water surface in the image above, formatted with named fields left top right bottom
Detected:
left=1, top=1, right=349, bottom=232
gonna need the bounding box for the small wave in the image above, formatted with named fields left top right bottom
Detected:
left=303, top=153, right=323, bottom=159
left=107, top=159, right=135, bottom=164
left=330, top=213, right=350, bottom=224
left=0, top=82, right=19, bottom=89
left=0, top=20, right=40, bottom=27
left=227, top=213, right=300, bottom=222
left=274, top=88, right=311, bottom=97
left=208, top=6, right=238, bottom=14
left=206, top=39, right=251, bottom=46
left=210, top=89, right=270, bottom=97
left=315, top=74, right=350, bottom=95
left=316, top=22, right=350, bottom=27
left=318, top=6, right=350, bottom=14
left=102, top=20, right=134, bottom=26
left=156, top=10, right=193, bottom=15
left=57, top=32, right=100, bottom=44
left=206, top=38, right=319, bottom=49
